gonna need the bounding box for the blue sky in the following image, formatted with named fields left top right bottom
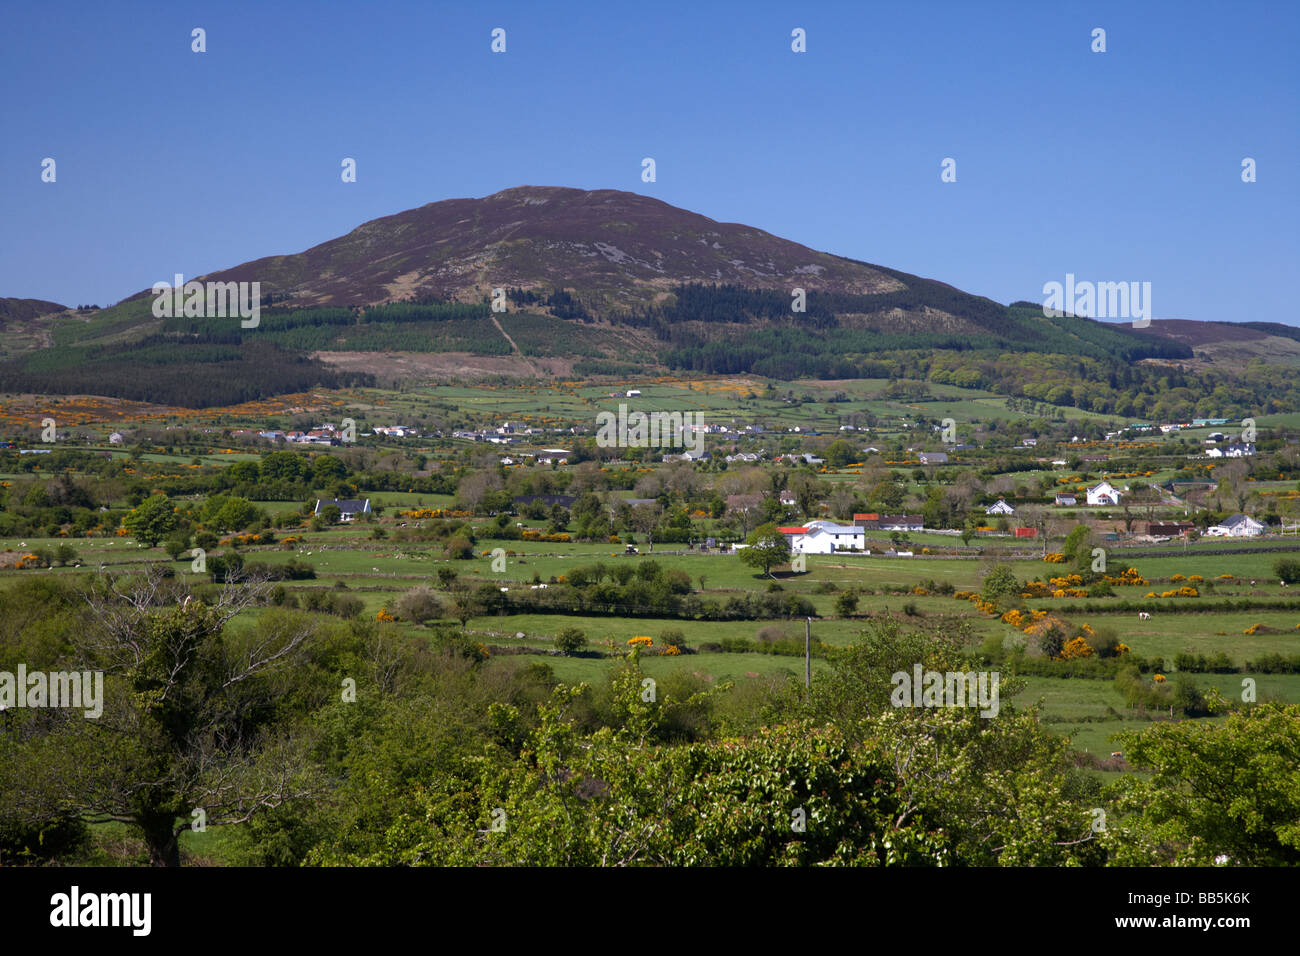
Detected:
left=2, top=0, right=1296, bottom=322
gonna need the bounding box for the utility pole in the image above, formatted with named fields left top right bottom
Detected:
left=805, top=616, right=812, bottom=688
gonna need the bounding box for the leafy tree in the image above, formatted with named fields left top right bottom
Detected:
left=1104, top=703, right=1300, bottom=865
left=0, top=570, right=327, bottom=866
left=740, top=523, right=790, bottom=578
left=824, top=440, right=857, bottom=469
left=834, top=591, right=859, bottom=618
left=981, top=564, right=1020, bottom=603
left=312, top=455, right=346, bottom=485
left=260, top=451, right=311, bottom=484
left=226, top=460, right=261, bottom=485
left=122, top=494, right=178, bottom=546
left=1274, top=558, right=1300, bottom=584
left=868, top=480, right=904, bottom=512
left=163, top=535, right=189, bottom=561
left=555, top=627, right=587, bottom=656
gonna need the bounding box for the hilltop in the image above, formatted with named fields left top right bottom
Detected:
left=7, top=187, right=1295, bottom=412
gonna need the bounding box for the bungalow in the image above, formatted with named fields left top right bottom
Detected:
left=1205, top=514, right=1265, bottom=538
left=1086, top=481, right=1123, bottom=506
left=779, top=490, right=798, bottom=507
left=314, top=498, right=371, bottom=522
left=1054, top=493, right=1077, bottom=506
left=917, top=451, right=949, bottom=465
left=985, top=499, right=1015, bottom=516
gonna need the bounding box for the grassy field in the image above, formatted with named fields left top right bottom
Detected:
left=4, top=375, right=1295, bottom=789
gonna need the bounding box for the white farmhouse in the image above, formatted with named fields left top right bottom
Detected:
left=781, top=520, right=866, bottom=554
left=1086, top=481, right=1123, bottom=506
left=985, top=499, right=1015, bottom=516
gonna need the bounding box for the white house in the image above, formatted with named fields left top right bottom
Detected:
left=314, top=498, right=371, bottom=522
left=985, top=499, right=1015, bottom=516
left=625, top=389, right=642, bottom=398
left=1205, top=513, right=1265, bottom=537
left=1086, top=481, right=1123, bottom=506
left=781, top=520, right=866, bottom=554
left=1054, top=493, right=1077, bottom=506
left=1205, top=442, right=1254, bottom=458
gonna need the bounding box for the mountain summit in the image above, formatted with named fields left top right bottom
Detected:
left=197, top=185, right=904, bottom=312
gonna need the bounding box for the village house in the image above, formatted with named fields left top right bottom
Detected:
left=985, top=499, right=1015, bottom=516
left=1205, top=513, right=1265, bottom=537
left=780, top=520, right=866, bottom=554
left=1206, top=442, right=1254, bottom=458
left=1086, top=481, right=1123, bottom=506
left=314, top=498, right=371, bottom=522
left=1054, top=493, right=1077, bottom=506
left=917, top=451, right=948, bottom=465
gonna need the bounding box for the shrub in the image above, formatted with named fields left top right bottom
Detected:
left=834, top=591, right=859, bottom=618
left=395, top=586, right=443, bottom=624
left=445, top=536, right=475, bottom=560
left=659, top=627, right=687, bottom=650
left=1275, top=559, right=1300, bottom=584
left=555, top=627, right=587, bottom=655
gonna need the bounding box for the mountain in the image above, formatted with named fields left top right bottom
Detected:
left=0, top=297, right=68, bottom=324
left=1131, top=319, right=1300, bottom=371
left=0, top=186, right=1248, bottom=409
left=181, top=185, right=906, bottom=313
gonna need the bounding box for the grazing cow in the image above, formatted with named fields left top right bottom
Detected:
left=1138, top=611, right=1150, bottom=620
left=1110, top=751, right=1122, bottom=758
